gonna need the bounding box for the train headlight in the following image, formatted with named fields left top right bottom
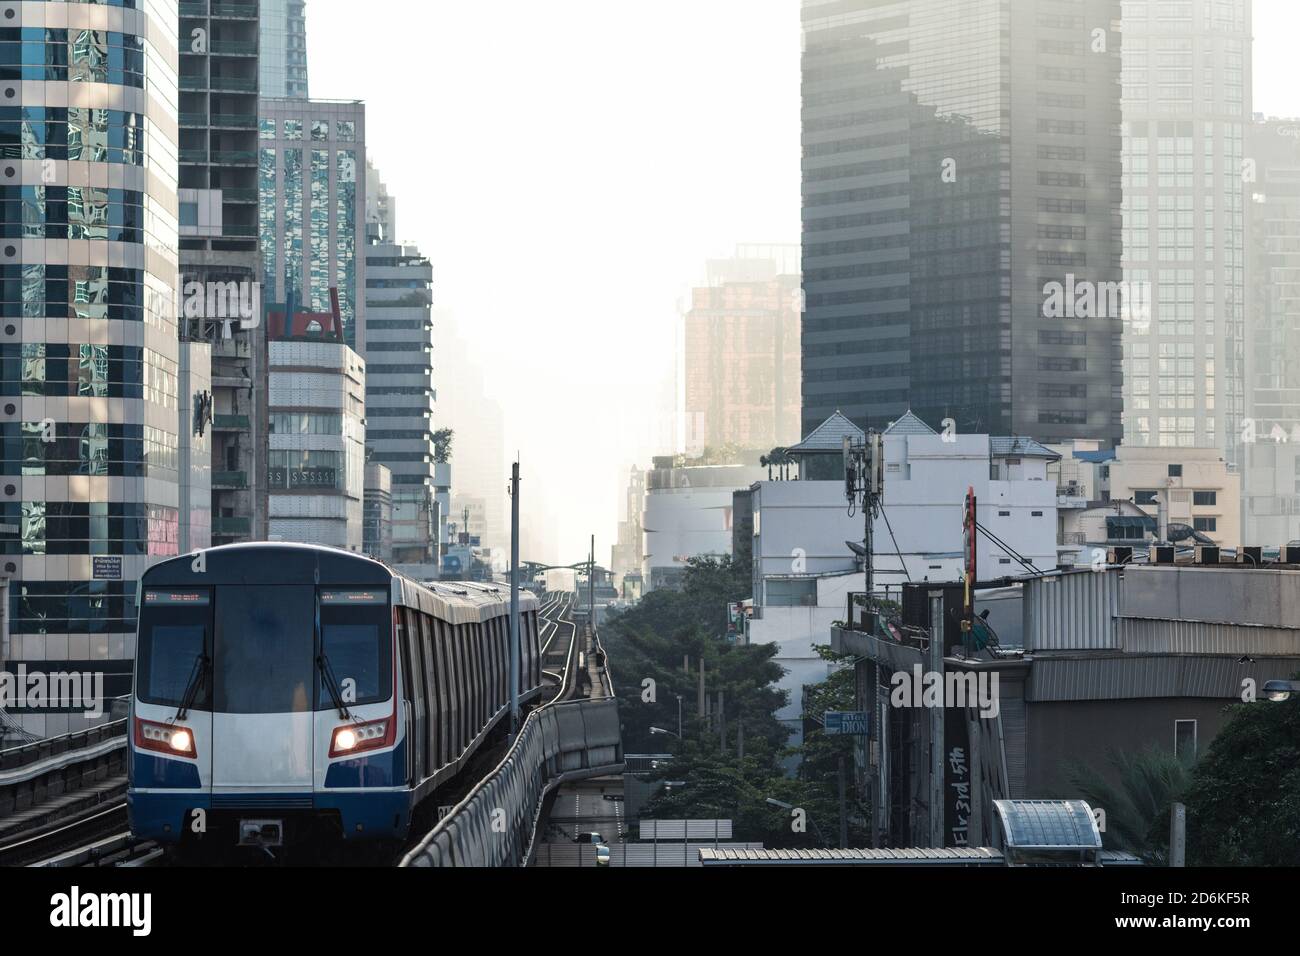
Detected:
left=329, top=717, right=393, bottom=758
left=134, top=717, right=199, bottom=759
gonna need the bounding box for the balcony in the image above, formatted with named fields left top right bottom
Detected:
left=210, top=113, right=258, bottom=129
left=211, top=40, right=257, bottom=56
left=179, top=74, right=206, bottom=91
left=210, top=75, right=257, bottom=93
left=179, top=112, right=208, bottom=127
left=210, top=2, right=258, bottom=18
left=221, top=187, right=258, bottom=203
left=212, top=470, right=247, bottom=489
left=211, top=150, right=257, bottom=166
left=179, top=1, right=207, bottom=16
left=212, top=516, right=252, bottom=537
left=179, top=149, right=207, bottom=164
left=213, top=414, right=250, bottom=430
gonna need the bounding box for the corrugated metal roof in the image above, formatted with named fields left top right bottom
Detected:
left=1023, top=569, right=1121, bottom=651
left=697, top=846, right=1003, bottom=866
left=1026, top=654, right=1300, bottom=701
left=788, top=411, right=865, bottom=453
left=1117, top=618, right=1300, bottom=656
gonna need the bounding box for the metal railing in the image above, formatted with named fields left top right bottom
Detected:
left=400, top=696, right=622, bottom=868
left=0, top=698, right=130, bottom=780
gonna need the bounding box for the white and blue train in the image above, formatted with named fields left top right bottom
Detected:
left=127, top=543, right=542, bottom=852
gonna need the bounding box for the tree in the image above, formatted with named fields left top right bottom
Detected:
left=432, top=428, right=453, bottom=463
left=1184, top=687, right=1300, bottom=866
left=1065, top=746, right=1193, bottom=864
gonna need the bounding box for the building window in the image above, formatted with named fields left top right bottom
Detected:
left=1193, top=516, right=1217, bottom=532
left=179, top=201, right=197, bottom=227
left=765, top=578, right=816, bottom=607
left=1168, top=463, right=1183, bottom=477
left=1193, top=490, right=1216, bottom=506
left=1135, top=489, right=1159, bottom=505
left=1174, top=719, right=1197, bottom=762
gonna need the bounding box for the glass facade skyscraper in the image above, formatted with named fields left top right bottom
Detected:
left=1119, top=0, right=1249, bottom=461
left=258, top=97, right=364, bottom=350
left=801, top=0, right=1124, bottom=444
left=259, top=0, right=307, bottom=98
left=0, top=0, right=191, bottom=736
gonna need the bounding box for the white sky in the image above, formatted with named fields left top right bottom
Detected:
left=308, top=0, right=1298, bottom=565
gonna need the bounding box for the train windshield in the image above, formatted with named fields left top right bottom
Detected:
left=213, top=585, right=315, bottom=714
left=137, top=590, right=211, bottom=709
left=318, top=590, right=392, bottom=709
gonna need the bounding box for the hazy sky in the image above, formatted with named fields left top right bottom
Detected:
left=308, top=0, right=1298, bottom=564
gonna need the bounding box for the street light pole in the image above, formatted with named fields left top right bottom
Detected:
left=509, top=460, right=520, bottom=738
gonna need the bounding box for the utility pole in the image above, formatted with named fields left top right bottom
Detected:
left=838, top=756, right=848, bottom=848
left=509, top=460, right=520, bottom=738
left=589, top=533, right=595, bottom=636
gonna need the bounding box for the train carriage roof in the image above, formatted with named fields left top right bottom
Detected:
left=140, top=542, right=536, bottom=626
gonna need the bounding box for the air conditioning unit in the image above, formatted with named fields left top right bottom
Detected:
left=1239, top=546, right=1262, bottom=566
left=1108, top=546, right=1133, bottom=565
left=1195, top=545, right=1220, bottom=565
left=1285, top=545, right=1300, bottom=564
left=1150, top=545, right=1175, bottom=564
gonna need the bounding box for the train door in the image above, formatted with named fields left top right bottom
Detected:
left=210, top=585, right=315, bottom=792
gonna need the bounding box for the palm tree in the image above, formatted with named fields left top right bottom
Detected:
left=1064, top=745, right=1193, bottom=864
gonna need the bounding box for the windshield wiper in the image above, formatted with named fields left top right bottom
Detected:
left=316, top=651, right=351, bottom=719
left=174, top=652, right=210, bottom=721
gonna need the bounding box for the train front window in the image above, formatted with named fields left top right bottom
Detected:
left=137, top=590, right=211, bottom=709
left=318, top=590, right=391, bottom=709
left=213, top=585, right=315, bottom=714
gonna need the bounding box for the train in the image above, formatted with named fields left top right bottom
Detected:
left=127, top=542, right=542, bottom=854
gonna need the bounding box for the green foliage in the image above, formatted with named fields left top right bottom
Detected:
left=1065, top=746, right=1193, bottom=864
left=606, top=561, right=872, bottom=847
left=1184, top=691, right=1300, bottom=866
left=432, top=428, right=453, bottom=463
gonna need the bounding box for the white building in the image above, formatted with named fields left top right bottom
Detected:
left=268, top=340, right=367, bottom=549
left=642, top=455, right=768, bottom=591
left=745, top=411, right=1061, bottom=758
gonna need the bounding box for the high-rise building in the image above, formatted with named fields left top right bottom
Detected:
left=1119, top=0, right=1251, bottom=462
left=258, top=97, right=365, bottom=351
left=178, top=0, right=268, bottom=547
left=259, top=0, right=308, bottom=98
left=683, top=244, right=801, bottom=455
left=800, top=0, right=1124, bottom=444
left=267, top=332, right=366, bottom=550
left=362, top=180, right=439, bottom=566
left=362, top=461, right=392, bottom=561
left=0, top=0, right=192, bottom=736
left=434, top=309, right=508, bottom=553
left=1242, top=117, right=1300, bottom=544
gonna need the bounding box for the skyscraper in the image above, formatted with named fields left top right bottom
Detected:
left=683, top=244, right=801, bottom=455
left=800, top=0, right=1124, bottom=444
left=0, top=0, right=191, bottom=735
left=1119, top=0, right=1250, bottom=462
left=258, top=97, right=365, bottom=350
left=1242, top=117, right=1300, bottom=544
left=259, top=0, right=308, bottom=98
left=362, top=172, right=440, bottom=566
left=178, top=0, right=267, bottom=547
